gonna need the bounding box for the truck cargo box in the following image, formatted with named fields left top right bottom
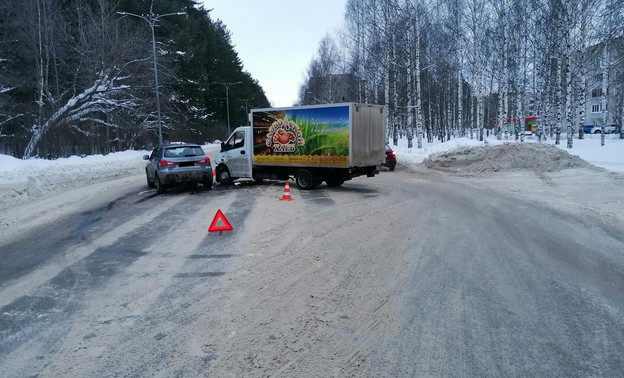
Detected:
left=251, top=103, right=385, bottom=169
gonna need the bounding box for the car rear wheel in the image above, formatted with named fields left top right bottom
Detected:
left=155, top=174, right=166, bottom=194
left=389, top=165, right=395, bottom=172
left=146, top=173, right=156, bottom=188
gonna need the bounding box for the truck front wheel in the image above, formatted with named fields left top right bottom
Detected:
left=295, top=169, right=317, bottom=190
left=216, top=166, right=233, bottom=185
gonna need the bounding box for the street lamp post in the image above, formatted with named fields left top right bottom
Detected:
left=213, top=81, right=242, bottom=136
left=117, top=10, right=185, bottom=145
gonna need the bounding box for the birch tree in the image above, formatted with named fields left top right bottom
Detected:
left=304, top=0, right=622, bottom=150
left=465, top=0, right=489, bottom=141
left=413, top=1, right=425, bottom=149
left=23, top=69, right=134, bottom=158
left=600, top=45, right=609, bottom=146
left=404, top=0, right=415, bottom=148
left=492, top=0, right=509, bottom=140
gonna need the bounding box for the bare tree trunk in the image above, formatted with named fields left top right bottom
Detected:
left=516, top=90, right=521, bottom=139
left=457, top=58, right=463, bottom=139
left=578, top=66, right=586, bottom=140
left=392, top=32, right=401, bottom=144
left=446, top=91, right=452, bottom=141
left=620, top=91, right=624, bottom=139
left=382, top=1, right=394, bottom=145
left=555, top=57, right=562, bottom=145
left=35, top=0, right=48, bottom=154
left=601, top=45, right=609, bottom=146
left=620, top=89, right=624, bottom=140
left=578, top=12, right=587, bottom=140
left=495, top=1, right=507, bottom=141
left=566, top=49, right=573, bottom=148
left=405, top=10, right=413, bottom=149
left=469, top=95, right=474, bottom=139
left=414, top=8, right=424, bottom=149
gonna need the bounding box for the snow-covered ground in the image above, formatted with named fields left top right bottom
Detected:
left=393, top=133, right=624, bottom=172
left=1, top=134, right=622, bottom=188
left=0, top=135, right=622, bottom=244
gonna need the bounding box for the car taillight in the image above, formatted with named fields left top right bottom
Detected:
left=198, top=157, right=211, bottom=164
left=392, top=151, right=397, bottom=157
left=159, top=159, right=176, bottom=167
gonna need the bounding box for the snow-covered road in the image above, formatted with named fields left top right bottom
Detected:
left=1, top=159, right=623, bottom=377
left=1, top=137, right=622, bottom=245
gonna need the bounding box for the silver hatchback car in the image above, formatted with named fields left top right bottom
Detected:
left=143, top=143, right=213, bottom=194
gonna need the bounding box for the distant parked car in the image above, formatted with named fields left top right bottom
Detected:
left=602, top=124, right=618, bottom=134
left=143, top=143, right=213, bottom=194
left=383, top=144, right=397, bottom=171
left=585, top=124, right=617, bottom=134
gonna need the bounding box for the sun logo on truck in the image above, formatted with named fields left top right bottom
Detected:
left=265, top=117, right=305, bottom=153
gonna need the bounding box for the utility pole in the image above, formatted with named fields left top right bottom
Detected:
left=213, top=81, right=242, bottom=136
left=117, top=10, right=186, bottom=145
left=239, top=97, right=255, bottom=120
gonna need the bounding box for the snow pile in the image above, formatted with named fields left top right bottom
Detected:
left=391, top=135, right=624, bottom=173
left=392, top=138, right=485, bottom=166
left=0, top=151, right=148, bottom=211
left=422, top=143, right=597, bottom=174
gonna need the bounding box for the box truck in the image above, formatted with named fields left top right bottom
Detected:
left=214, top=103, right=386, bottom=190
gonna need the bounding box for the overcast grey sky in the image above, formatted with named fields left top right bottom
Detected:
left=204, top=1, right=347, bottom=107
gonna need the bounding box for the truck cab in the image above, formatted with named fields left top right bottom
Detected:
left=215, top=126, right=253, bottom=184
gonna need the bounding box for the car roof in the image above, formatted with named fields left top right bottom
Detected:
left=160, top=143, right=201, bottom=148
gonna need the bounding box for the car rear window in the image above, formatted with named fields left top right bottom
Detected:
left=164, top=146, right=205, bottom=158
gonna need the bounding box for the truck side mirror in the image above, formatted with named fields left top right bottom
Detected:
left=220, top=142, right=226, bottom=152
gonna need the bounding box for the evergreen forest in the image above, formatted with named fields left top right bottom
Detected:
left=0, top=0, right=269, bottom=158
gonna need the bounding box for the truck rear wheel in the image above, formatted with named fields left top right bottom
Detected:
left=325, top=177, right=345, bottom=187
left=295, top=169, right=317, bottom=190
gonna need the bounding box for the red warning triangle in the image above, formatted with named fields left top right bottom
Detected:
left=208, top=209, right=234, bottom=232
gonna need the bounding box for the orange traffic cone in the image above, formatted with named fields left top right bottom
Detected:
left=279, top=180, right=293, bottom=201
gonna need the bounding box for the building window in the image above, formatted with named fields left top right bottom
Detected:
left=591, top=88, right=603, bottom=98
left=594, top=73, right=603, bottom=82
left=591, top=104, right=601, bottom=113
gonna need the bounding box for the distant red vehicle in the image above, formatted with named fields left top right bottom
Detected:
left=383, top=144, right=397, bottom=171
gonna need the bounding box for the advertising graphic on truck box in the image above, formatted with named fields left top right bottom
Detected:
left=252, top=105, right=350, bottom=166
